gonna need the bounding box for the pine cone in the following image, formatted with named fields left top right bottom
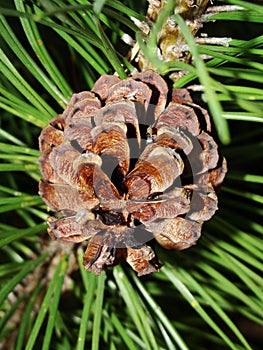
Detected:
left=39, top=70, right=227, bottom=276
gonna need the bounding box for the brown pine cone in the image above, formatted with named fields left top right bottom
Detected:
left=39, top=71, right=227, bottom=276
